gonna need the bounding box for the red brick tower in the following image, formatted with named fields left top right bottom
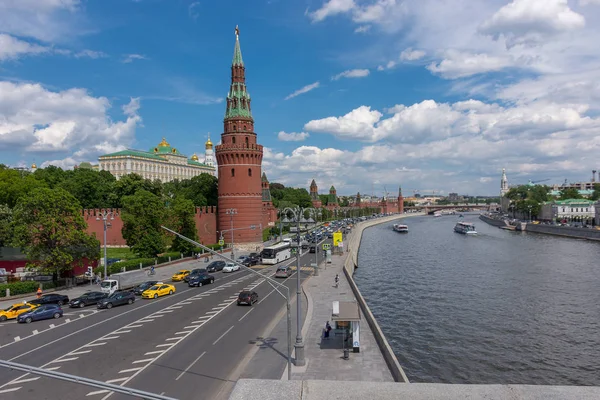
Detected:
left=398, top=186, right=404, bottom=214
left=309, top=179, right=322, bottom=208
left=216, top=26, right=263, bottom=244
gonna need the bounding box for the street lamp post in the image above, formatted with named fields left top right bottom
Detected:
left=96, top=210, right=115, bottom=279
left=528, top=205, right=532, bottom=222
left=306, top=208, right=321, bottom=276
left=226, top=209, right=237, bottom=259
left=282, top=205, right=315, bottom=367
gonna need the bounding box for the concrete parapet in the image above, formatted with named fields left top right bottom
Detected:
left=479, top=213, right=509, bottom=227
left=229, top=379, right=600, bottom=400
left=525, top=223, right=600, bottom=241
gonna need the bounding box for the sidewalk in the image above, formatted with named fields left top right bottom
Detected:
left=287, top=247, right=394, bottom=382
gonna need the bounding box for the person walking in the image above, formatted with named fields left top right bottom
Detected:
left=36, top=287, right=42, bottom=299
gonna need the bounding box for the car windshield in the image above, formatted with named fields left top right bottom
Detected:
left=100, top=282, right=111, bottom=289
left=178, top=270, right=187, bottom=274
left=239, top=292, right=251, bottom=297
left=148, top=286, right=159, bottom=291
left=3, top=305, right=16, bottom=312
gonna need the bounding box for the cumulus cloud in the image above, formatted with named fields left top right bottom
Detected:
left=188, top=2, right=200, bottom=21
left=122, top=54, right=148, bottom=63
left=308, top=0, right=356, bottom=22
left=400, top=48, right=425, bottom=61
left=0, top=34, right=49, bottom=61
left=277, top=131, right=310, bottom=142
left=331, top=69, right=370, bottom=80
left=426, top=50, right=514, bottom=79
left=354, top=25, right=371, bottom=34
left=0, top=81, right=141, bottom=168
left=284, top=81, right=320, bottom=100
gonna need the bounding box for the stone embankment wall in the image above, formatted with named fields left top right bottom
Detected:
left=343, top=214, right=421, bottom=383
left=479, top=213, right=509, bottom=228
left=525, top=224, right=600, bottom=241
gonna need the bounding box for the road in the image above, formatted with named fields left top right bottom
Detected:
left=0, top=240, right=329, bottom=400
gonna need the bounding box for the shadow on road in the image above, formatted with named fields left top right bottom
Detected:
left=248, top=336, right=287, bottom=361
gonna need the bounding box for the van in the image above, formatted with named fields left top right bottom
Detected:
left=275, top=266, right=292, bottom=278
left=282, top=238, right=292, bottom=244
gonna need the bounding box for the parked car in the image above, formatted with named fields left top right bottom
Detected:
left=184, top=268, right=207, bottom=282
left=207, top=261, right=226, bottom=273
left=132, top=281, right=160, bottom=296
left=29, top=293, right=69, bottom=306
left=17, top=304, right=63, bottom=324
left=0, top=302, right=39, bottom=321
left=69, top=291, right=107, bottom=308
left=237, top=290, right=258, bottom=306
left=275, top=266, right=292, bottom=278
left=188, top=273, right=215, bottom=287
left=97, top=291, right=135, bottom=309
left=222, top=263, right=240, bottom=273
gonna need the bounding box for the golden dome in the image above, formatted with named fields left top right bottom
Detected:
left=158, top=137, right=170, bottom=147
left=205, top=133, right=213, bottom=149
left=31, top=163, right=37, bottom=169
left=191, top=153, right=199, bottom=161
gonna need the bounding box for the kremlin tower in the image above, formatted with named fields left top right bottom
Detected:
left=215, top=26, right=264, bottom=245
left=204, top=133, right=214, bottom=167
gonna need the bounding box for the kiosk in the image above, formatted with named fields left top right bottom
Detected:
left=331, top=300, right=361, bottom=353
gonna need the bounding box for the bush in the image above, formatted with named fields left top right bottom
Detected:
left=0, top=281, right=39, bottom=297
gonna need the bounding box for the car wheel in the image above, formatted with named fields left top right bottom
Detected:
left=106, top=303, right=113, bottom=309
left=154, top=294, right=158, bottom=299
left=0, top=315, right=7, bottom=322
left=53, top=312, right=61, bottom=319
left=128, top=298, right=134, bottom=305
left=169, top=290, right=173, bottom=295
left=79, top=302, right=85, bottom=308
left=57, top=301, right=63, bottom=306
left=25, top=317, right=32, bottom=324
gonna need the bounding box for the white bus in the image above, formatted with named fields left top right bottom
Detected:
left=261, top=242, right=292, bottom=265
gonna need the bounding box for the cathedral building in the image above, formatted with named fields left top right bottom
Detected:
left=97, top=137, right=215, bottom=182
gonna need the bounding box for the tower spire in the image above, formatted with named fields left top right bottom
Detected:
left=232, top=25, right=243, bottom=66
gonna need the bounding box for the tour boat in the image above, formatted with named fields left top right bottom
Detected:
left=454, top=222, right=477, bottom=235
left=393, top=224, right=408, bottom=233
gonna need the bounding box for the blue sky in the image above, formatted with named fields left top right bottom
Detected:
left=1, top=0, right=600, bottom=197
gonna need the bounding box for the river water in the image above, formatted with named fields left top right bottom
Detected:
left=354, top=213, right=600, bottom=385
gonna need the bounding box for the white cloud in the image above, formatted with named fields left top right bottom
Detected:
left=308, top=0, right=356, bottom=22
left=74, top=49, right=107, bottom=59
left=277, top=131, right=310, bottom=142
left=580, top=0, right=600, bottom=5
left=426, top=50, right=514, bottom=79
left=354, top=25, right=371, bottom=34
left=0, top=34, right=49, bottom=61
left=284, top=81, right=320, bottom=100
left=122, top=54, right=148, bottom=63
left=400, top=48, right=425, bottom=61
left=0, top=81, right=141, bottom=168
left=331, top=69, right=370, bottom=80
left=188, top=2, right=200, bottom=21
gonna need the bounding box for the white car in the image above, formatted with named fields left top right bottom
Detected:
left=222, top=263, right=240, bottom=273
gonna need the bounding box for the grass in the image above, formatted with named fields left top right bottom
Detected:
left=100, top=247, right=137, bottom=260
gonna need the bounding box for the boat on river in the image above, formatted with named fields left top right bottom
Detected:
left=393, top=224, right=408, bottom=233
left=433, top=211, right=442, bottom=217
left=454, top=222, right=477, bottom=235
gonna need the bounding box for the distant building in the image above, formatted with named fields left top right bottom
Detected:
left=448, top=192, right=463, bottom=202
left=500, top=168, right=509, bottom=197
left=596, top=201, right=600, bottom=226
left=539, top=199, right=596, bottom=222
left=98, top=137, right=215, bottom=182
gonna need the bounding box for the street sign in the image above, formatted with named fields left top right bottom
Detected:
left=333, top=232, right=343, bottom=246
left=322, top=243, right=331, bottom=250
left=218, top=239, right=224, bottom=246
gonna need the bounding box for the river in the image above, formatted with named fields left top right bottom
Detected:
left=354, top=213, right=600, bottom=385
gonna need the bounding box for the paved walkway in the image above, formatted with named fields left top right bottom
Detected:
left=288, top=234, right=394, bottom=382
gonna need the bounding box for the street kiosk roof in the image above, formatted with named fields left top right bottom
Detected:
left=331, top=301, right=361, bottom=322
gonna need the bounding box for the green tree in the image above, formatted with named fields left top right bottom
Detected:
left=59, top=168, right=116, bottom=208
left=164, top=173, right=218, bottom=207
left=11, top=188, right=99, bottom=277
left=591, top=183, right=600, bottom=201
left=0, top=166, right=48, bottom=208
left=32, top=165, right=68, bottom=188
left=111, top=174, right=163, bottom=208
left=559, top=187, right=582, bottom=200
left=121, top=190, right=167, bottom=257
left=168, top=197, right=199, bottom=252
left=0, top=204, right=13, bottom=247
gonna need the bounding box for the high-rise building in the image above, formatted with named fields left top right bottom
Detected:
left=216, top=26, right=264, bottom=244
left=500, top=168, right=509, bottom=197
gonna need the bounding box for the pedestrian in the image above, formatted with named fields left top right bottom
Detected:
left=36, top=287, right=42, bottom=299
left=334, top=274, right=339, bottom=288
left=324, top=321, right=332, bottom=339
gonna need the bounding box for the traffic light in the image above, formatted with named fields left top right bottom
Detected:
left=86, top=266, right=93, bottom=276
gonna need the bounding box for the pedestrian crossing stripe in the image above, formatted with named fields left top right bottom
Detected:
left=250, top=265, right=269, bottom=269
left=289, top=266, right=315, bottom=271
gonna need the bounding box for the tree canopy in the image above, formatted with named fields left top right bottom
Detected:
left=121, top=190, right=168, bottom=258
left=270, top=183, right=312, bottom=208
left=505, top=185, right=551, bottom=217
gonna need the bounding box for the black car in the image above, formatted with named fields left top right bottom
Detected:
left=309, top=246, right=316, bottom=253
left=207, top=261, right=226, bottom=272
left=242, top=253, right=261, bottom=267
left=97, top=291, right=135, bottom=309
left=184, top=268, right=208, bottom=282
left=29, top=293, right=69, bottom=306
left=69, top=291, right=107, bottom=308
left=132, top=281, right=159, bottom=296
left=237, top=291, right=258, bottom=306
left=188, top=273, right=215, bottom=287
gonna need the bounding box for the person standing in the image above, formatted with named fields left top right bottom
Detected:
left=324, top=321, right=332, bottom=339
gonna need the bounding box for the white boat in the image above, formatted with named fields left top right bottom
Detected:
left=433, top=211, right=442, bottom=217
left=393, top=224, right=408, bottom=233
left=454, top=222, right=477, bottom=235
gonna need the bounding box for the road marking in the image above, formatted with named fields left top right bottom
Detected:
left=205, top=311, right=218, bottom=315
left=138, top=319, right=154, bottom=323
left=105, top=378, right=128, bottom=384
left=49, top=324, right=55, bottom=328
left=184, top=325, right=198, bottom=329
left=149, top=314, right=164, bottom=317
left=218, top=302, right=230, bottom=306
left=165, top=337, right=182, bottom=341
left=32, top=330, right=38, bottom=335
left=168, top=305, right=182, bottom=309
left=0, top=387, right=21, bottom=394
left=211, top=307, right=224, bottom=311
left=13, top=336, right=20, bottom=342
left=155, top=310, right=174, bottom=313
left=113, top=330, right=131, bottom=334
left=127, top=324, right=143, bottom=328
left=65, top=318, right=71, bottom=323
left=87, top=390, right=110, bottom=396
left=212, top=325, right=235, bottom=346
left=49, top=357, right=78, bottom=363
left=156, top=343, right=174, bottom=348
left=175, top=331, right=193, bottom=335
left=70, top=350, right=92, bottom=356
left=175, top=351, right=206, bottom=381
left=119, top=368, right=142, bottom=374
left=189, top=320, right=205, bottom=325
left=80, top=314, right=86, bottom=318
left=238, top=308, right=254, bottom=322
left=102, top=336, right=120, bottom=340
left=85, top=342, right=107, bottom=347
left=132, top=358, right=154, bottom=364
left=178, top=301, right=192, bottom=305
left=10, top=377, right=40, bottom=384
left=197, top=315, right=211, bottom=319
left=144, top=350, right=164, bottom=355
left=46, top=366, right=61, bottom=371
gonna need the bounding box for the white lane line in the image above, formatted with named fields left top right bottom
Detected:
left=49, top=324, right=55, bottom=328
left=126, top=324, right=143, bottom=328
left=175, top=351, right=207, bottom=381
left=13, top=336, right=20, bottom=342
left=238, top=308, right=254, bottom=322
left=155, top=310, right=174, bottom=313
left=184, top=325, right=198, bottom=329
left=112, top=330, right=131, bottom=334
left=79, top=314, right=86, bottom=318
left=178, top=301, right=192, bottom=305
left=138, top=319, right=154, bottom=323
left=197, top=315, right=211, bottom=319
left=87, top=390, right=110, bottom=396
left=144, top=350, right=164, bottom=356
left=165, top=337, right=182, bottom=341
left=105, top=378, right=128, bottom=384
left=119, top=368, right=142, bottom=374
left=156, top=343, right=174, bottom=348
left=49, top=357, right=78, bottom=363
left=0, top=387, right=22, bottom=394
left=65, top=318, right=71, bottom=323
left=211, top=307, right=225, bottom=311
left=168, top=306, right=182, bottom=309
left=46, top=366, right=61, bottom=371
left=205, top=311, right=218, bottom=315
left=175, top=331, right=193, bottom=335
left=212, top=325, right=235, bottom=346
left=102, top=336, right=120, bottom=340
left=85, top=342, right=107, bottom=347
left=69, top=350, right=92, bottom=356
left=132, top=358, right=154, bottom=364
left=218, top=302, right=230, bottom=306
left=32, top=330, right=39, bottom=335
left=10, top=377, right=40, bottom=384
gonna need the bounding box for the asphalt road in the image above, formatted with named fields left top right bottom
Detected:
left=0, top=239, right=328, bottom=400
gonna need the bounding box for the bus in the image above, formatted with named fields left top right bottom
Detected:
left=261, top=242, right=292, bottom=265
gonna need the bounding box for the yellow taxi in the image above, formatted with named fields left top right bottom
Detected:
left=171, top=270, right=190, bottom=282
left=141, top=283, right=176, bottom=299
left=0, top=302, right=39, bottom=322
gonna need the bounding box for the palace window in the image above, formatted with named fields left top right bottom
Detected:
left=231, top=168, right=235, bottom=177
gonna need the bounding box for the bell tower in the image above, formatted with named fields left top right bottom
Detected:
left=216, top=26, right=263, bottom=245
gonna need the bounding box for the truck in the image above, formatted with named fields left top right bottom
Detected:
left=100, top=269, right=149, bottom=295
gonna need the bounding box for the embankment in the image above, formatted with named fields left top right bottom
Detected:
left=343, top=214, right=421, bottom=383
left=479, top=213, right=509, bottom=227
left=525, top=224, right=600, bottom=241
